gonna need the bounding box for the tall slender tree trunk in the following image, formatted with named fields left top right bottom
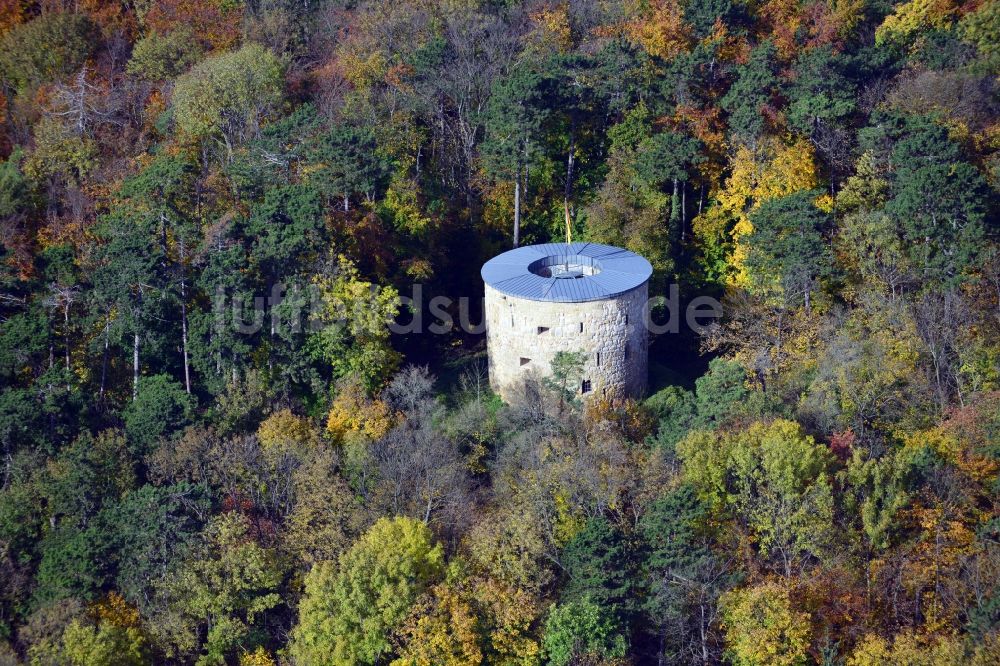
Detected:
left=700, top=602, right=709, bottom=663
left=564, top=131, right=575, bottom=219
left=132, top=331, right=140, bottom=401
left=513, top=162, right=521, bottom=248
left=100, top=317, right=110, bottom=399
left=269, top=281, right=276, bottom=338
left=180, top=241, right=191, bottom=394
left=181, top=300, right=191, bottom=393
left=681, top=181, right=687, bottom=242
left=63, top=304, right=71, bottom=374
left=671, top=177, right=680, bottom=227
left=215, top=331, right=222, bottom=376
left=63, top=302, right=71, bottom=390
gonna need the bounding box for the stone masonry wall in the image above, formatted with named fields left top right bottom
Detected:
left=484, top=283, right=648, bottom=403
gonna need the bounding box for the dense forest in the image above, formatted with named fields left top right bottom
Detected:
left=0, top=0, right=999, bottom=664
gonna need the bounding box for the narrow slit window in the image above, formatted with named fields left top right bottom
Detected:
left=579, top=322, right=584, bottom=332
left=581, top=379, right=592, bottom=394
left=596, top=352, right=601, bottom=366
left=624, top=314, right=629, bottom=325
left=520, top=357, right=531, bottom=366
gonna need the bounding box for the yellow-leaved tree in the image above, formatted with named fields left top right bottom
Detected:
left=847, top=632, right=968, bottom=666
left=391, top=570, right=484, bottom=666
left=694, top=136, right=824, bottom=286
left=256, top=409, right=320, bottom=452
left=391, top=565, right=543, bottom=666
left=875, top=0, right=957, bottom=50
left=239, top=646, right=276, bottom=666
left=623, top=0, right=693, bottom=60
left=719, top=581, right=811, bottom=666
left=309, top=255, right=402, bottom=393
left=677, top=419, right=835, bottom=572
left=59, top=592, right=149, bottom=666
left=326, top=375, right=395, bottom=445
left=290, top=517, right=445, bottom=665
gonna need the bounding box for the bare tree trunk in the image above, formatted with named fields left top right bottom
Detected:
left=671, top=177, right=680, bottom=229
left=681, top=182, right=687, bottom=242
left=700, top=602, right=709, bottom=664
left=564, top=131, right=575, bottom=220
left=100, top=317, right=110, bottom=399
left=133, top=331, right=140, bottom=401
left=513, top=162, right=521, bottom=248
left=63, top=303, right=71, bottom=375
left=180, top=241, right=191, bottom=394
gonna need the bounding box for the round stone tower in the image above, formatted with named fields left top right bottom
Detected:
left=481, top=242, right=652, bottom=403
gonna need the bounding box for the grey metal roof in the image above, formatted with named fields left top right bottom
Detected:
left=481, top=242, right=653, bottom=302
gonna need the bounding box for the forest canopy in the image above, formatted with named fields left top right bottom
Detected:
left=0, top=0, right=998, bottom=664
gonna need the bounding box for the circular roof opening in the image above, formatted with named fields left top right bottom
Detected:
left=481, top=242, right=652, bottom=302
left=528, top=254, right=602, bottom=279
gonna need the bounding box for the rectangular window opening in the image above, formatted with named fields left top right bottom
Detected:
left=581, top=379, right=592, bottom=394
left=537, top=326, right=550, bottom=334
left=520, top=357, right=531, bottom=366
left=596, top=352, right=601, bottom=366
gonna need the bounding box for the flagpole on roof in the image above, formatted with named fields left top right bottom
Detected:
left=564, top=200, right=572, bottom=246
